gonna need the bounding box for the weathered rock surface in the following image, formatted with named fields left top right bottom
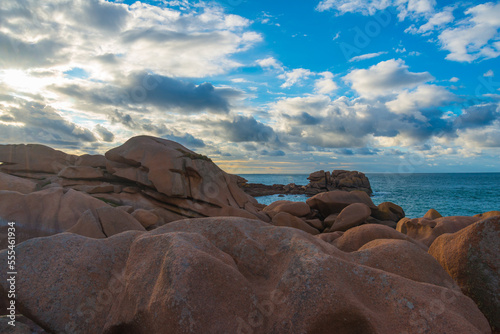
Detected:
left=306, top=190, right=376, bottom=218
left=271, top=212, right=319, bottom=235
left=372, top=202, right=405, bottom=222
left=0, top=188, right=109, bottom=248
left=474, top=211, right=500, bottom=219
left=353, top=239, right=460, bottom=289
left=0, top=172, right=37, bottom=194
left=429, top=216, right=500, bottom=333
left=0, top=217, right=491, bottom=334
left=424, top=208, right=443, bottom=220
left=0, top=136, right=268, bottom=247
left=397, top=216, right=480, bottom=247
left=263, top=200, right=310, bottom=217
left=328, top=224, right=428, bottom=252
left=330, top=203, right=372, bottom=232
left=0, top=144, right=77, bottom=176
left=306, top=169, right=373, bottom=196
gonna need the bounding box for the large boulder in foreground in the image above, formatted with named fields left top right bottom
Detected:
left=0, top=217, right=490, bottom=334
left=429, top=216, right=500, bottom=333
left=104, top=136, right=265, bottom=221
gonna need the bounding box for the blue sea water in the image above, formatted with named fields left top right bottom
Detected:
left=239, top=173, right=500, bottom=218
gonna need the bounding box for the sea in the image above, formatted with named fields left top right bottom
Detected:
left=239, top=173, right=500, bottom=218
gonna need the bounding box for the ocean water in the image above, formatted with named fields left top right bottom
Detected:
left=239, top=173, right=500, bottom=218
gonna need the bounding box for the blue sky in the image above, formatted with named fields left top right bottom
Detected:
left=0, top=0, right=499, bottom=173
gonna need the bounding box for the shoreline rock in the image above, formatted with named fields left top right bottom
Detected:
left=237, top=169, right=373, bottom=197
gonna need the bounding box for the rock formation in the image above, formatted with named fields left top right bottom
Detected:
left=237, top=169, right=373, bottom=197
left=305, top=169, right=372, bottom=195
left=429, top=216, right=500, bottom=333
left=0, top=217, right=491, bottom=334
left=0, top=136, right=498, bottom=333
left=396, top=211, right=500, bottom=333
left=0, top=136, right=267, bottom=247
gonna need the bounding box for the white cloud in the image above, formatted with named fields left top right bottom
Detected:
left=316, top=0, right=392, bottom=15
left=385, top=84, right=456, bottom=121
left=449, top=77, right=459, bottom=82
left=316, top=0, right=435, bottom=19
left=314, top=71, right=338, bottom=94
left=349, top=51, right=388, bottom=62
left=397, top=0, right=436, bottom=21
left=484, top=70, right=494, bottom=77
left=332, top=32, right=341, bottom=40
left=344, top=59, right=434, bottom=97
left=438, top=2, right=500, bottom=62
left=279, top=68, right=313, bottom=88
left=257, top=57, right=283, bottom=71
left=0, top=0, right=262, bottom=78
left=413, top=7, right=454, bottom=34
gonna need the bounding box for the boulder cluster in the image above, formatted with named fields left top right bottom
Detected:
left=237, top=169, right=372, bottom=197
left=0, top=136, right=498, bottom=334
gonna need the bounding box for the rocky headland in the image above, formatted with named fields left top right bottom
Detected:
left=237, top=169, right=372, bottom=197
left=0, top=136, right=498, bottom=334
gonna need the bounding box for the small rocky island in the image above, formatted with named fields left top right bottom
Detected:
left=0, top=136, right=498, bottom=334
left=237, top=169, right=373, bottom=197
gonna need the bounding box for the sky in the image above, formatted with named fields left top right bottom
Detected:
left=0, top=0, right=499, bottom=173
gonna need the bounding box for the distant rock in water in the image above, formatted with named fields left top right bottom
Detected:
left=306, top=169, right=372, bottom=195
left=238, top=169, right=373, bottom=197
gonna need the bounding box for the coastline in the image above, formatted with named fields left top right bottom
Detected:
left=0, top=137, right=498, bottom=333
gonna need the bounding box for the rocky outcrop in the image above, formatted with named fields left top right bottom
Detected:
left=0, top=137, right=268, bottom=246
left=0, top=217, right=491, bottom=334
left=305, top=169, right=372, bottom=195
left=262, top=200, right=311, bottom=217
left=307, top=190, right=376, bottom=217
left=238, top=169, right=373, bottom=197
left=258, top=190, right=404, bottom=234
left=429, top=216, right=500, bottom=333
left=397, top=215, right=480, bottom=247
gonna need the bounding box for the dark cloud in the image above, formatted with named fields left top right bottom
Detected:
left=0, top=32, right=66, bottom=68
left=52, top=73, right=240, bottom=114
left=163, top=133, right=205, bottom=148
left=243, top=144, right=257, bottom=151
left=220, top=116, right=276, bottom=142
left=126, top=73, right=240, bottom=113
left=94, top=124, right=114, bottom=142
left=109, top=110, right=137, bottom=128
left=260, top=149, right=286, bottom=156
left=337, top=148, right=354, bottom=155
left=0, top=99, right=97, bottom=147
left=81, top=0, right=129, bottom=32
left=94, top=53, right=119, bottom=64
left=454, top=104, right=500, bottom=129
